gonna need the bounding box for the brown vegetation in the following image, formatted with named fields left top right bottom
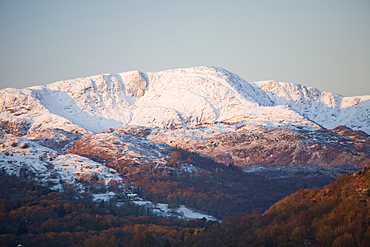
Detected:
left=184, top=167, right=370, bottom=247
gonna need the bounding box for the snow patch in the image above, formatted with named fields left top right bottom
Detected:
left=132, top=200, right=218, bottom=221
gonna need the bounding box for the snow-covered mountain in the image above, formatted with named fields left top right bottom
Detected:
left=1, top=66, right=369, bottom=135
left=1, top=66, right=370, bottom=220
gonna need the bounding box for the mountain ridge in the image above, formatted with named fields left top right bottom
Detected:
left=1, top=66, right=369, bottom=134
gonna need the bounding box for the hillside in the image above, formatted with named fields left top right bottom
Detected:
left=1, top=165, right=369, bottom=247
left=191, top=125, right=370, bottom=168
left=184, top=167, right=370, bottom=247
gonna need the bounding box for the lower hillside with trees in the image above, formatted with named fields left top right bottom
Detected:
left=183, top=167, right=370, bottom=247
left=2, top=154, right=368, bottom=246
left=0, top=171, right=212, bottom=247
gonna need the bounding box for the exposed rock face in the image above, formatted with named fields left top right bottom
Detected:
left=104, top=125, right=152, bottom=138
left=121, top=70, right=148, bottom=98
left=0, top=119, right=31, bottom=136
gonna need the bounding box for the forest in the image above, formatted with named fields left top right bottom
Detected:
left=2, top=167, right=369, bottom=246
left=0, top=171, right=213, bottom=247
left=125, top=149, right=300, bottom=219
left=1, top=149, right=369, bottom=246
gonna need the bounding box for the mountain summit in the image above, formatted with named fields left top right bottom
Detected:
left=1, top=66, right=369, bottom=134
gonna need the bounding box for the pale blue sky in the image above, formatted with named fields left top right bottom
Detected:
left=0, top=0, right=369, bottom=96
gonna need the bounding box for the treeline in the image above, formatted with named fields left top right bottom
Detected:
left=183, top=167, right=370, bottom=247
left=0, top=171, right=212, bottom=247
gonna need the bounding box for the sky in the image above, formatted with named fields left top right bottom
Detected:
left=0, top=0, right=369, bottom=96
